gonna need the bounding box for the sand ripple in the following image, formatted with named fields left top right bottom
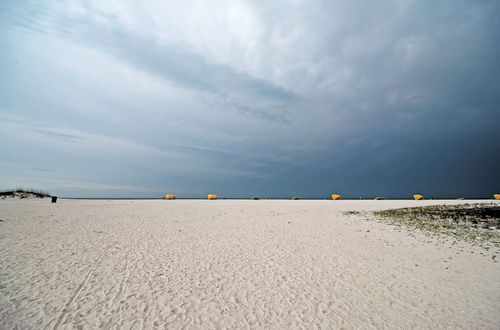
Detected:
left=0, top=199, right=499, bottom=329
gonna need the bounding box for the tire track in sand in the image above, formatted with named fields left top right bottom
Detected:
left=51, top=242, right=116, bottom=330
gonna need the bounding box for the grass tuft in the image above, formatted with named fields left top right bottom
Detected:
left=343, top=210, right=361, bottom=216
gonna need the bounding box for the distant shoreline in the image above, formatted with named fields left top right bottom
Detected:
left=60, top=197, right=496, bottom=200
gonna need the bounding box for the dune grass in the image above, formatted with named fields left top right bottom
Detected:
left=372, top=203, right=500, bottom=247
left=0, top=188, right=52, bottom=199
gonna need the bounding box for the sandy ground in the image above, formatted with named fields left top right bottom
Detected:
left=0, top=199, right=499, bottom=329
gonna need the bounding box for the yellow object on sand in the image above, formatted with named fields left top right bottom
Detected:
left=456, top=198, right=465, bottom=200
left=413, top=194, right=424, bottom=200
left=374, top=197, right=384, bottom=200
left=291, top=197, right=300, bottom=200
left=331, top=194, right=342, bottom=200
left=208, top=194, right=218, bottom=200
left=164, top=194, right=176, bottom=200
left=494, top=194, right=500, bottom=200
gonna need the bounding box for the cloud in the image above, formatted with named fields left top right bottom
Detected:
left=1, top=0, right=499, bottom=197
left=35, top=129, right=81, bottom=141
left=1, top=0, right=299, bottom=124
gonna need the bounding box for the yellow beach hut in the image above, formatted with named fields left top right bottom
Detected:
left=208, top=194, right=218, bottom=200
left=413, top=194, right=424, bottom=200
left=331, top=194, right=342, bottom=200
left=164, top=194, right=176, bottom=200
left=494, top=194, right=500, bottom=200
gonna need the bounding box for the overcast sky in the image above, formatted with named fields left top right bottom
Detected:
left=1, top=0, right=499, bottom=198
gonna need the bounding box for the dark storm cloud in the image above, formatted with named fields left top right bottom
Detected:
left=1, top=0, right=499, bottom=197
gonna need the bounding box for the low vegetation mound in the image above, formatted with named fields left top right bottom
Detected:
left=373, top=203, right=500, bottom=246
left=0, top=189, right=52, bottom=199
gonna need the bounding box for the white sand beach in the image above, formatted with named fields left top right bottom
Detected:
left=0, top=199, right=499, bottom=329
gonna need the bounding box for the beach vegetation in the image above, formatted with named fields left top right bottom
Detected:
left=343, top=210, right=361, bottom=216
left=0, top=188, right=52, bottom=199
left=374, top=203, right=500, bottom=247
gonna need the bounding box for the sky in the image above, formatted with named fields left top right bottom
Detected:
left=1, top=0, right=499, bottom=198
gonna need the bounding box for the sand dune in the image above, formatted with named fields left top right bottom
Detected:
left=0, top=199, right=499, bottom=329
